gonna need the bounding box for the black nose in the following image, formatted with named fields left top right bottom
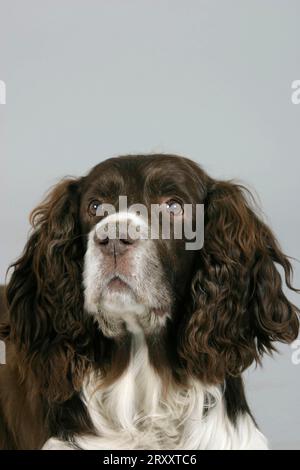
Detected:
left=96, top=235, right=136, bottom=256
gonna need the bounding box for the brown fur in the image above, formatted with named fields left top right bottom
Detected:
left=0, top=154, right=298, bottom=449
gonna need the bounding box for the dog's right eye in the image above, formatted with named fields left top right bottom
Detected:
left=88, top=200, right=102, bottom=217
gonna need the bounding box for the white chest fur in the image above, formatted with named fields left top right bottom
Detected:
left=43, top=331, right=268, bottom=450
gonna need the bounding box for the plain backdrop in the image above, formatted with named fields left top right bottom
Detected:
left=0, top=0, right=299, bottom=449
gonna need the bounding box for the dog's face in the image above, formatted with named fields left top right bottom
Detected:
left=80, top=155, right=203, bottom=336
left=5, top=154, right=299, bottom=402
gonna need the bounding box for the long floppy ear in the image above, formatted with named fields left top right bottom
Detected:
left=6, top=178, right=91, bottom=402
left=179, top=180, right=299, bottom=384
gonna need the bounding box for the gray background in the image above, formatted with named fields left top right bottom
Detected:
left=0, top=0, right=299, bottom=449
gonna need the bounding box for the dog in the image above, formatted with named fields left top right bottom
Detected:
left=0, top=154, right=298, bottom=449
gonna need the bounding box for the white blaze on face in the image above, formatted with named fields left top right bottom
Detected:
left=83, top=211, right=172, bottom=336
left=95, top=210, right=149, bottom=243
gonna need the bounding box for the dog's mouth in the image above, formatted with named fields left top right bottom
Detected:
left=93, top=271, right=172, bottom=322
left=107, top=275, right=130, bottom=291
left=104, top=274, right=140, bottom=302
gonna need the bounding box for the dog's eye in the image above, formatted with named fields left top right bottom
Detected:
left=88, top=200, right=102, bottom=217
left=165, top=199, right=183, bottom=216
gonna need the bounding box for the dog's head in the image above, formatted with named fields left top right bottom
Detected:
left=81, top=155, right=203, bottom=337
left=5, top=154, right=299, bottom=401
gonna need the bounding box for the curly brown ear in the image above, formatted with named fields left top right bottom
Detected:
left=179, top=180, right=299, bottom=384
left=6, top=178, right=90, bottom=402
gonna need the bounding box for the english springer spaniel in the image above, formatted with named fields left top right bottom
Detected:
left=0, top=154, right=298, bottom=450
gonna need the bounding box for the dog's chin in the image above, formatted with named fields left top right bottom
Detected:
left=99, top=289, right=146, bottom=317
left=88, top=286, right=147, bottom=337
left=85, top=280, right=172, bottom=337
left=91, top=291, right=171, bottom=338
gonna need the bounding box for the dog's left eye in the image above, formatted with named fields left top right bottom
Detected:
left=165, top=199, right=183, bottom=216
left=88, top=200, right=102, bottom=217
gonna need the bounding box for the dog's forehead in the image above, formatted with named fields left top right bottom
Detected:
left=83, top=157, right=146, bottom=198
left=84, top=154, right=205, bottom=196
left=87, top=155, right=186, bottom=178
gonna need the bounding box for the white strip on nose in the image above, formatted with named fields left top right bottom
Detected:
left=95, top=211, right=149, bottom=241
